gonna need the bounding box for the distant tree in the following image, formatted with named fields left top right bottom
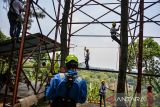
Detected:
left=0, top=30, right=9, bottom=74
left=0, top=30, right=9, bottom=42
left=128, top=38, right=160, bottom=93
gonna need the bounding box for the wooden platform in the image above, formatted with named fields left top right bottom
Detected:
left=0, top=33, right=60, bottom=57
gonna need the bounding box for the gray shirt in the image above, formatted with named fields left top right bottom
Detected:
left=110, top=27, right=119, bottom=35
left=10, top=0, right=23, bottom=15
left=100, top=84, right=108, bottom=94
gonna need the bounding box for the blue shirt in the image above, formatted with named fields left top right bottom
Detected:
left=45, top=70, right=87, bottom=103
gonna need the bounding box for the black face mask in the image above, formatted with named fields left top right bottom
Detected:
left=66, top=60, right=78, bottom=69
left=65, top=75, right=74, bottom=88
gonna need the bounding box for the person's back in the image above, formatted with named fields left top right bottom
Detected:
left=45, top=55, right=87, bottom=107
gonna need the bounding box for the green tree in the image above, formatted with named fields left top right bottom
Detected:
left=128, top=38, right=160, bottom=93
left=0, top=30, right=9, bottom=74
left=0, top=30, right=9, bottom=42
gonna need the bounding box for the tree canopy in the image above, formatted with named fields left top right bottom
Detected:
left=128, top=38, right=160, bottom=93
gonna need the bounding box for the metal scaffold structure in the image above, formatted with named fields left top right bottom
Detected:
left=0, top=0, right=160, bottom=106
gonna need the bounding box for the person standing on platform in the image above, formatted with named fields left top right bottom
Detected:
left=84, top=47, right=90, bottom=69
left=7, top=0, right=24, bottom=42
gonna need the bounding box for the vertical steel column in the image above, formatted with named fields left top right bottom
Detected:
left=50, top=0, right=61, bottom=74
left=116, top=0, right=128, bottom=107
left=68, top=0, right=74, bottom=52
left=12, top=0, right=31, bottom=105
left=35, top=46, right=41, bottom=93
left=3, top=39, right=15, bottom=107
left=60, top=0, right=71, bottom=66
left=136, top=0, right=144, bottom=107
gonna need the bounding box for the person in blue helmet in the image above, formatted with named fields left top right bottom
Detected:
left=45, top=54, right=87, bottom=107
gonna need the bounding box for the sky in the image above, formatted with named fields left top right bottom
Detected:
left=0, top=0, right=160, bottom=70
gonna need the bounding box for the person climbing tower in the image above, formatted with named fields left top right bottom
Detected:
left=110, top=22, right=121, bottom=45
left=84, top=47, right=90, bottom=69
left=7, top=0, right=24, bottom=42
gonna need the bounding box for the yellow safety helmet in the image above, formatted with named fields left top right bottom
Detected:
left=65, top=54, right=78, bottom=64
left=48, top=73, right=53, bottom=77
left=65, top=54, right=78, bottom=69
left=101, top=80, right=105, bottom=83
left=112, top=22, right=116, bottom=27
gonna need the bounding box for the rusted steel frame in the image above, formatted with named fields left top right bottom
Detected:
left=129, top=13, right=160, bottom=42
left=35, top=46, right=41, bottom=93
left=52, top=0, right=57, bottom=19
left=3, top=80, right=9, bottom=107
left=130, top=20, right=160, bottom=32
left=91, top=0, right=126, bottom=19
left=56, top=0, right=92, bottom=25
left=72, top=34, right=160, bottom=38
left=31, top=2, right=52, bottom=64
left=71, top=5, right=120, bottom=35
left=47, top=25, right=56, bottom=36
left=32, top=0, right=55, bottom=62
left=130, top=15, right=160, bottom=27
left=129, top=0, right=139, bottom=19
left=50, top=0, right=61, bottom=74
left=0, top=37, right=41, bottom=54
left=75, top=2, right=159, bottom=6
left=56, top=0, right=92, bottom=31
left=69, top=0, right=92, bottom=15
left=74, top=0, right=82, bottom=5
left=37, top=75, right=48, bottom=93
left=136, top=0, right=144, bottom=106
left=31, top=2, right=42, bottom=34
left=69, top=20, right=160, bottom=24
left=3, top=58, right=13, bottom=107
left=132, top=6, right=139, bottom=40
left=92, top=0, right=136, bottom=21
left=130, top=13, right=160, bottom=25
left=35, top=0, right=39, bottom=4
left=12, top=0, right=31, bottom=105
left=3, top=39, right=16, bottom=107
left=22, top=44, right=40, bottom=65
left=0, top=61, right=5, bottom=74
left=21, top=69, right=36, bottom=94
left=30, top=36, right=56, bottom=63
left=32, top=0, right=56, bottom=22
left=130, top=0, right=160, bottom=17
left=67, top=0, right=74, bottom=51
left=1, top=42, right=49, bottom=57
left=34, top=35, right=55, bottom=44
left=129, top=11, right=160, bottom=43
left=128, top=0, right=132, bottom=14
left=78, top=67, right=160, bottom=77
left=129, top=0, right=160, bottom=26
